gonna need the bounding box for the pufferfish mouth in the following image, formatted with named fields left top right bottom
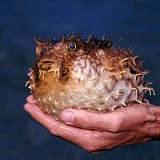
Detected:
left=39, top=61, right=56, bottom=71
left=38, top=59, right=62, bottom=72
left=37, top=60, right=62, bottom=78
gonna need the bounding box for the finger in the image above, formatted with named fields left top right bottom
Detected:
left=60, top=108, right=122, bottom=132
left=26, top=95, right=35, bottom=103
left=23, top=103, right=99, bottom=151
left=60, top=104, right=151, bottom=132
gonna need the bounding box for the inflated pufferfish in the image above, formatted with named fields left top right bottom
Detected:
left=26, top=34, right=155, bottom=120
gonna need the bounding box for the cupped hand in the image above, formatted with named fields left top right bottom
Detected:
left=24, top=95, right=160, bottom=154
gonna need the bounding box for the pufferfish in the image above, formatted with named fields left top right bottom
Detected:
left=26, top=33, right=155, bottom=120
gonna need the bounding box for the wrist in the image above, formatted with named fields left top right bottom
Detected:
left=147, top=106, right=160, bottom=141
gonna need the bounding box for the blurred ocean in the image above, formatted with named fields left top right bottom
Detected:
left=0, top=0, right=160, bottom=160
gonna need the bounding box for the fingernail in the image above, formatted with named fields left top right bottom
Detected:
left=23, top=104, right=30, bottom=113
left=26, top=95, right=36, bottom=104
left=61, top=110, right=75, bottom=123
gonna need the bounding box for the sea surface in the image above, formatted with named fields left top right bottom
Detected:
left=0, top=0, right=160, bottom=160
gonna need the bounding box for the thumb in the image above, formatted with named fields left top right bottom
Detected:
left=60, top=109, right=118, bottom=132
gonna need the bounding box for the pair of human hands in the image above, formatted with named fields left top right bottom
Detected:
left=24, top=95, right=160, bottom=154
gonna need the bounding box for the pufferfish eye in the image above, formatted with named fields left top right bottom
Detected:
left=67, top=42, right=76, bottom=51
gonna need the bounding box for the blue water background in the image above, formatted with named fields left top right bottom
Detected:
left=0, top=0, right=160, bottom=159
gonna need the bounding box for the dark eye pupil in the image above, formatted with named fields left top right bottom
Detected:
left=68, top=42, right=76, bottom=50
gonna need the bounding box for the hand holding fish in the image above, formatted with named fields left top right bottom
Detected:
left=24, top=95, right=160, bottom=154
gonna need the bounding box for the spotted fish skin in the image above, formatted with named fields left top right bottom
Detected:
left=27, top=34, right=154, bottom=120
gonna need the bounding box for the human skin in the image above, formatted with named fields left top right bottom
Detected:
left=24, top=95, right=160, bottom=154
